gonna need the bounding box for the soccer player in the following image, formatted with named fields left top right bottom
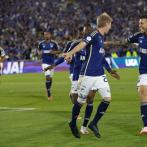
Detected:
left=38, top=29, right=60, bottom=101
left=0, top=47, right=5, bottom=62
left=64, top=12, right=114, bottom=138
left=0, top=47, right=6, bottom=75
left=106, top=14, right=147, bottom=135
left=80, top=58, right=120, bottom=135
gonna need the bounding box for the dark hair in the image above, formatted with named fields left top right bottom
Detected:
left=140, top=14, right=147, bottom=19
left=78, top=26, right=84, bottom=32
left=44, top=28, right=54, bottom=34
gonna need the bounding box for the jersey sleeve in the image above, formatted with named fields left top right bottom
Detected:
left=103, top=58, right=111, bottom=72
left=83, top=31, right=97, bottom=45
left=38, top=42, right=42, bottom=51
left=127, top=32, right=142, bottom=43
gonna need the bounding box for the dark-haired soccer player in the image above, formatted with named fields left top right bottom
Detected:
left=38, top=29, right=60, bottom=101
left=105, top=14, right=147, bottom=135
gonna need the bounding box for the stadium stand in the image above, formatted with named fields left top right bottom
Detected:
left=0, top=0, right=146, bottom=60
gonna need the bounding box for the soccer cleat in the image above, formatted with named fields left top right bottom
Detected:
left=88, top=122, right=101, bottom=138
left=139, top=127, right=147, bottom=136
left=80, top=126, right=89, bottom=134
left=69, top=122, right=81, bottom=138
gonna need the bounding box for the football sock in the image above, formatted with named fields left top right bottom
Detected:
left=92, top=100, right=110, bottom=125
left=45, top=80, right=52, bottom=97
left=71, top=102, right=82, bottom=127
left=83, top=101, right=93, bottom=127
left=141, top=102, right=147, bottom=127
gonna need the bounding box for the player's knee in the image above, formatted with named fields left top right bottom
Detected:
left=46, top=76, right=52, bottom=81
left=69, top=93, right=78, bottom=104
left=77, top=97, right=86, bottom=105
left=103, top=97, right=111, bottom=102
left=86, top=90, right=96, bottom=103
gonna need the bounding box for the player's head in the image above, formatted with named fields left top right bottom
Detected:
left=97, top=12, right=113, bottom=34
left=77, top=26, right=84, bottom=39
left=139, top=14, right=147, bottom=33
left=44, top=28, right=53, bottom=41
left=83, top=23, right=93, bottom=36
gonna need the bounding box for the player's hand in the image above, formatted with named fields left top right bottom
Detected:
left=63, top=52, right=72, bottom=62
left=109, top=69, right=120, bottom=80
left=43, top=64, right=55, bottom=72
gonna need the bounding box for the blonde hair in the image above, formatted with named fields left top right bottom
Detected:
left=97, top=12, right=113, bottom=28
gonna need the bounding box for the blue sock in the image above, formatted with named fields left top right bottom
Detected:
left=71, top=102, right=82, bottom=127
left=83, top=102, right=93, bottom=127
left=92, top=100, right=110, bottom=125
left=45, top=81, right=52, bottom=97
left=141, top=103, right=147, bottom=127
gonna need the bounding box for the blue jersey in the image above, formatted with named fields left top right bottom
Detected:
left=65, top=41, right=75, bottom=74
left=69, top=40, right=86, bottom=81
left=80, top=30, right=106, bottom=76
left=127, top=32, right=147, bottom=74
left=54, top=40, right=75, bottom=74
left=38, top=40, right=59, bottom=64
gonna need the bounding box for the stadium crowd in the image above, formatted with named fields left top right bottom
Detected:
left=0, top=0, right=146, bottom=61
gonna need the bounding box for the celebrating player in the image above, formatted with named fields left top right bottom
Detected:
left=38, top=29, right=61, bottom=101
left=64, top=12, right=117, bottom=138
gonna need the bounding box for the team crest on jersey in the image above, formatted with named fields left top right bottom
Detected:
left=139, top=39, right=143, bottom=44
left=86, top=36, right=92, bottom=41
left=50, top=43, right=54, bottom=48
left=99, top=48, right=105, bottom=54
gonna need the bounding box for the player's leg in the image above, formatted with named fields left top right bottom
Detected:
left=88, top=75, right=111, bottom=138
left=80, top=90, right=96, bottom=134
left=69, top=76, right=94, bottom=138
left=70, top=80, right=78, bottom=104
left=45, top=76, right=53, bottom=100
left=137, top=74, right=147, bottom=135
left=42, top=64, right=54, bottom=101
left=0, top=62, right=3, bottom=76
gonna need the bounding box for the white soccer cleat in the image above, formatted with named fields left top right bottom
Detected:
left=80, top=126, right=89, bottom=134
left=139, top=127, right=147, bottom=136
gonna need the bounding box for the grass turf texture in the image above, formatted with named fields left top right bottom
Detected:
left=0, top=68, right=147, bottom=147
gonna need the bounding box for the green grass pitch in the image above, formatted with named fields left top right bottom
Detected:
left=0, top=68, right=147, bottom=147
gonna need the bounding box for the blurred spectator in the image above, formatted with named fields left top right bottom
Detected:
left=0, top=0, right=146, bottom=60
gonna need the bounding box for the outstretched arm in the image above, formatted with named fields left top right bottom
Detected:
left=63, top=41, right=86, bottom=62
left=104, top=39, right=129, bottom=47
left=103, top=58, right=120, bottom=80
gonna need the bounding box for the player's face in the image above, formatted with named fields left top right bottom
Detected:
left=105, top=22, right=112, bottom=34
left=44, top=32, right=51, bottom=40
left=139, top=19, right=147, bottom=33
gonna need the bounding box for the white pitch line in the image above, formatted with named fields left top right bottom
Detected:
left=0, top=107, right=37, bottom=112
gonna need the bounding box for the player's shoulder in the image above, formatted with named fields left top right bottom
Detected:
left=39, top=40, right=45, bottom=45
left=128, top=32, right=143, bottom=41
left=72, top=39, right=81, bottom=45
left=50, top=40, right=58, bottom=45
left=67, top=40, right=75, bottom=45
left=89, top=30, right=98, bottom=37
left=132, top=32, right=143, bottom=37
left=85, top=30, right=98, bottom=41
